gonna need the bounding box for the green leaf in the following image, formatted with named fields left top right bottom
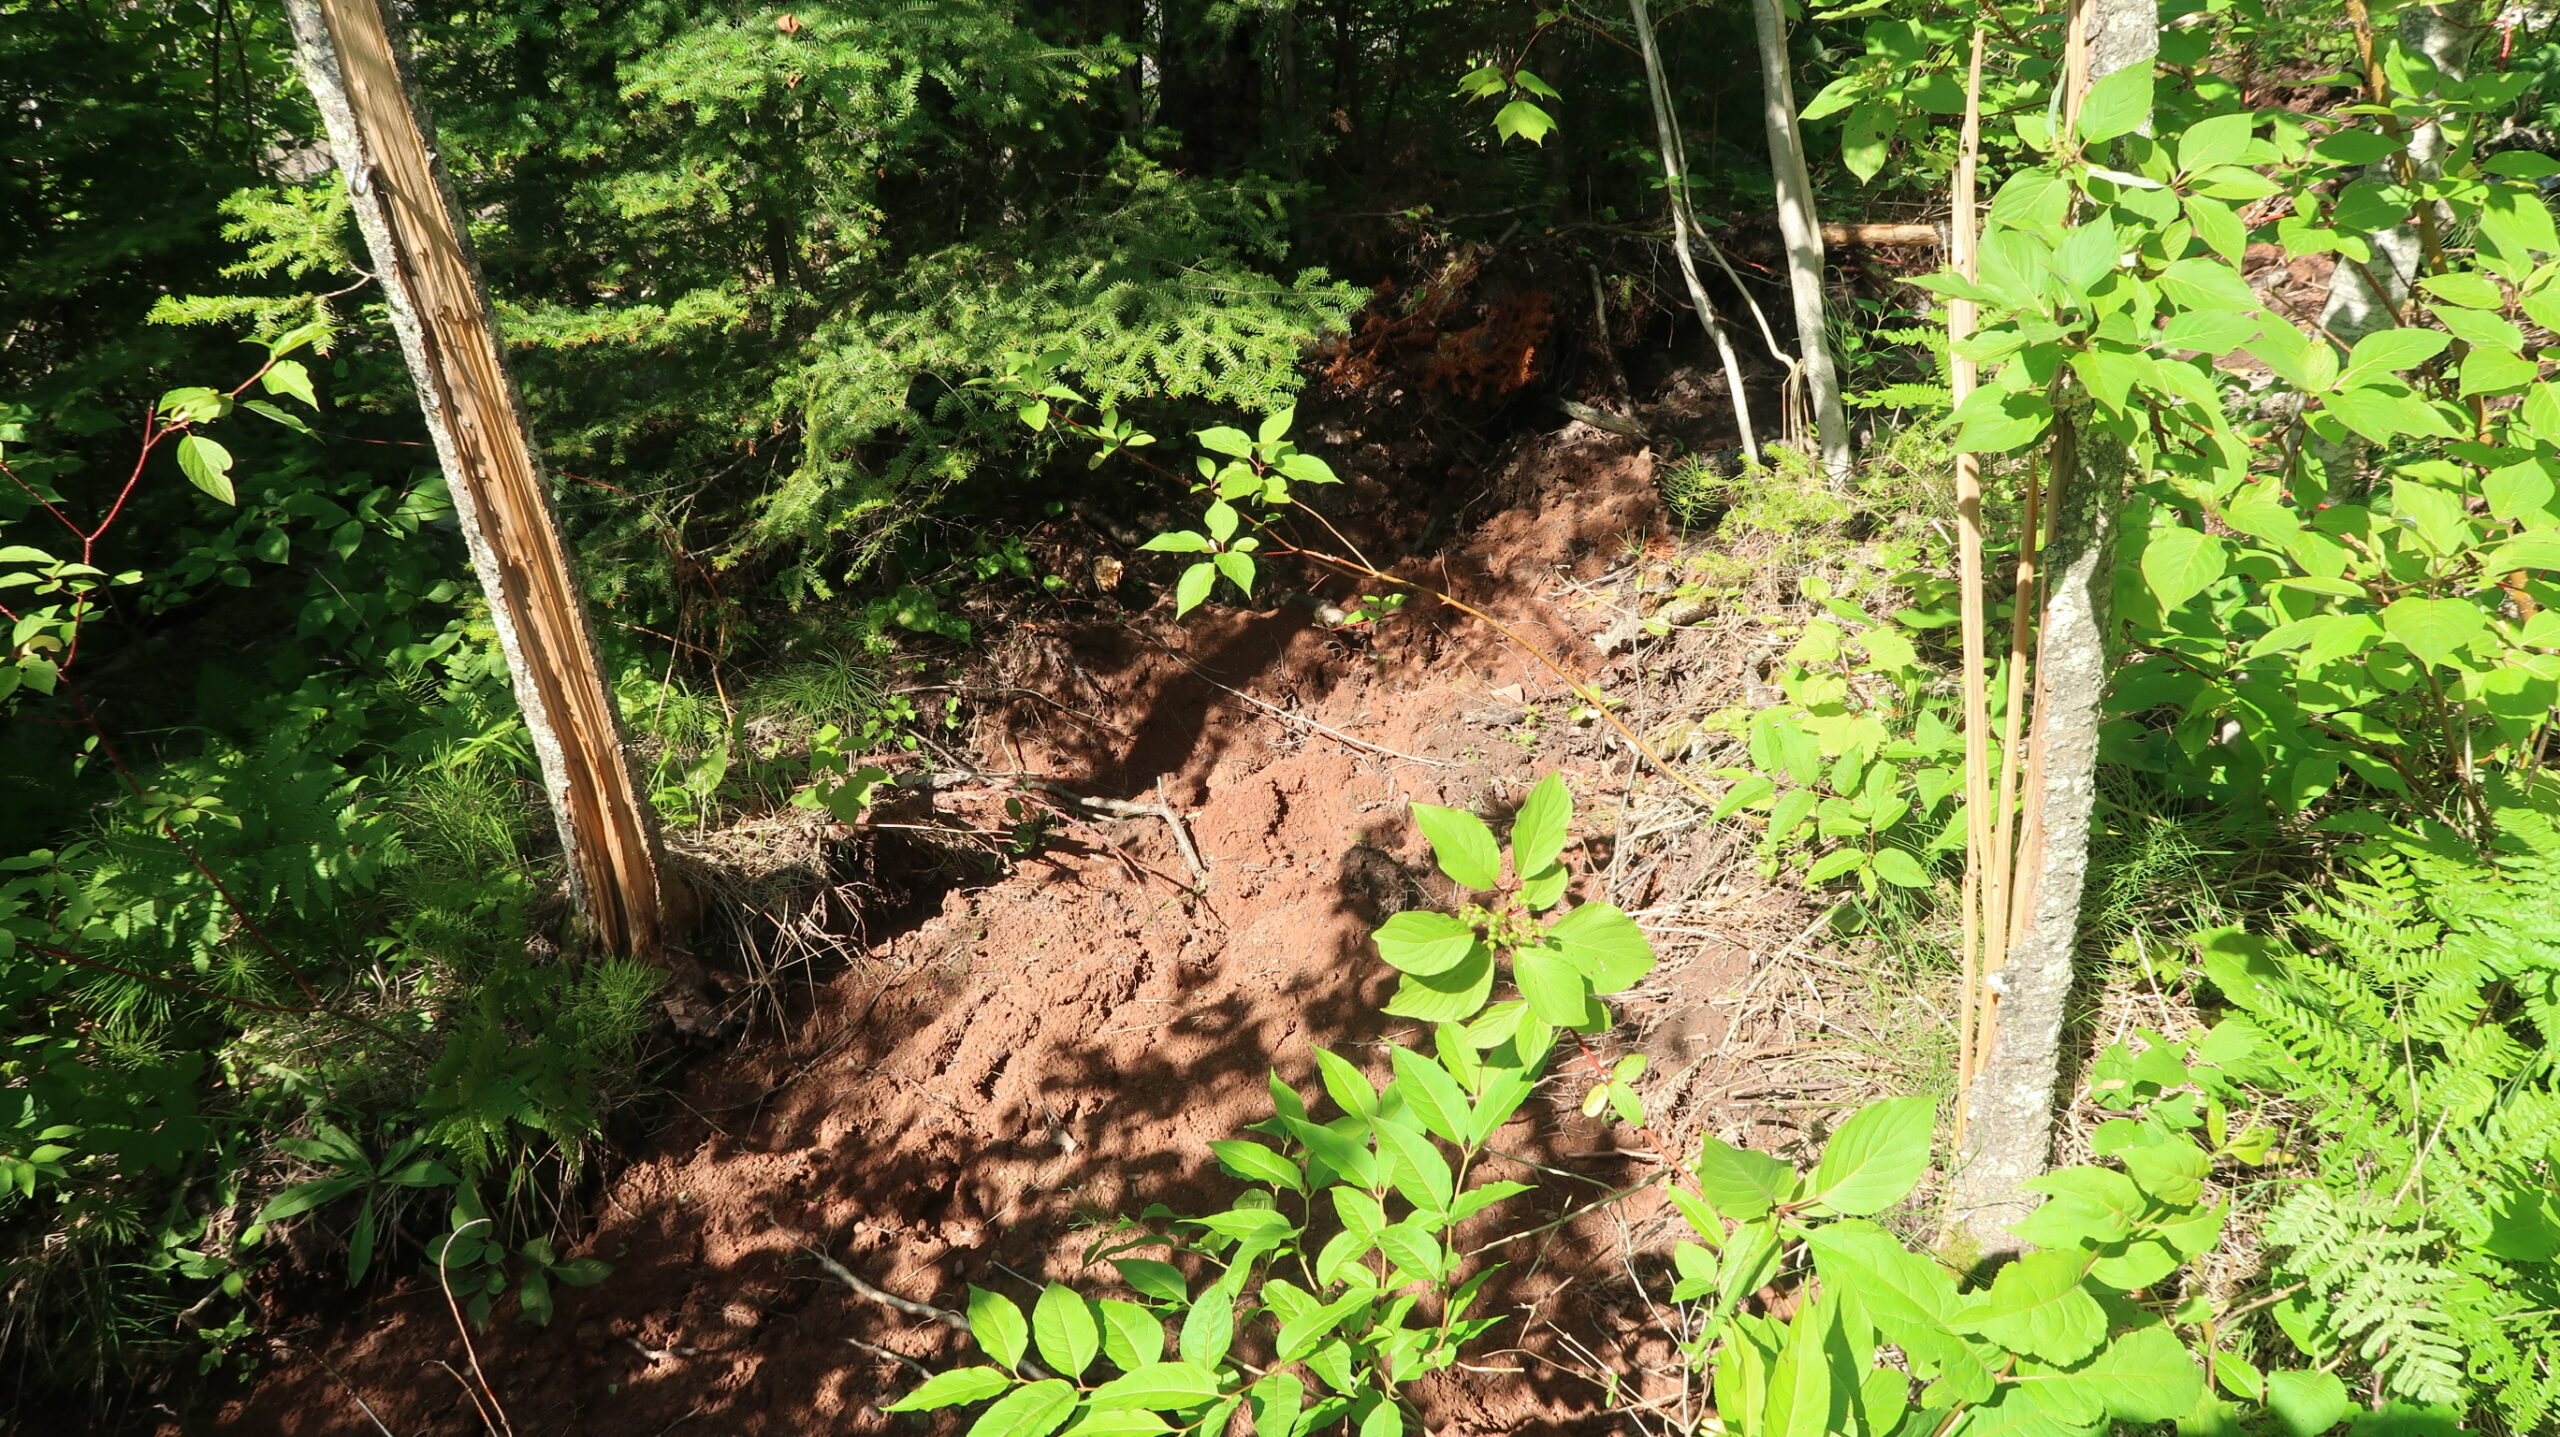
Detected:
left=1173, top=562, right=1216, bottom=616
left=2010, top=1166, right=2143, bottom=1247
left=1198, top=426, right=1253, bottom=458
left=1139, top=531, right=1212, bottom=553
left=256, top=1175, right=363, bottom=1223
left=1509, top=772, right=1571, bottom=878
left=2176, top=112, right=2256, bottom=172
left=2323, top=385, right=2460, bottom=443
left=970, top=1286, right=1032, bottom=1371
left=1178, top=1286, right=1233, bottom=1367
left=2082, top=1324, right=2207, bottom=1422
left=1693, top=1135, right=1797, bottom=1219
left=1111, top=1259, right=1186, bottom=1304
left=1388, top=1046, right=1473, bottom=1146
left=1954, top=1250, right=2107, bottom=1364
left=1542, top=902, right=1655, bottom=992
left=2342, top=327, right=2451, bottom=384
left=2141, top=524, right=2227, bottom=615
left=1871, top=848, right=1931, bottom=887
left=1493, top=99, right=1556, bottom=144
left=1060, top=1412, right=1169, bottom=1437
left=887, top=1365, right=1017, bottom=1411
left=240, top=399, right=313, bottom=434
left=176, top=434, right=236, bottom=505
left=1208, top=1139, right=1301, bottom=1192
left=1096, top=1300, right=1165, bottom=1373
left=1513, top=947, right=1604, bottom=1030
left=1411, top=804, right=1502, bottom=889
left=2264, top=1369, right=2352, bottom=1437
left=1803, top=1221, right=1983, bottom=1386
left=2381, top=596, right=2491, bottom=668
left=1313, top=1047, right=1378, bottom=1118
left=1371, top=911, right=1479, bottom=976
left=1381, top=944, right=1497, bottom=1023
left=2077, top=63, right=2154, bottom=143
left=1809, top=1096, right=1934, bottom=1216
left=1374, top=1115, right=1456, bottom=1212
left=964, top=1379, right=1078, bottom=1437
left=1086, top=1362, right=1221, bottom=1411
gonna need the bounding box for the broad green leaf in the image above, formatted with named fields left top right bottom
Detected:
left=1139, top=531, right=1212, bottom=553
left=2011, top=1166, right=2144, bottom=1248
left=1096, top=1299, right=1164, bottom=1373
left=256, top=1175, right=364, bottom=1223
left=1371, top=910, right=1478, bottom=976
left=1803, top=1221, right=1983, bottom=1387
left=1060, top=1411, right=1169, bottom=1436
left=1173, top=562, right=1216, bottom=615
left=964, top=1379, right=1078, bottom=1437
left=1110, top=1259, right=1186, bottom=1304
left=1381, top=944, right=1497, bottom=1023
left=1762, top=1297, right=1837, bottom=1437
left=1282, top=1115, right=1377, bottom=1188
left=1178, top=1287, right=1234, bottom=1368
left=1313, top=1046, right=1378, bottom=1118
left=1693, top=1135, right=1797, bottom=1219
left=2078, top=64, right=2160, bottom=143
left=2141, top=524, right=2226, bottom=614
left=1542, top=901, right=1655, bottom=991
left=970, top=1286, right=1032, bottom=1371
left=2158, top=308, right=2262, bottom=357
left=1509, top=772, right=1571, bottom=878
left=1954, top=1249, right=2107, bottom=1365
left=1388, top=1046, right=1473, bottom=1146
left=2082, top=1324, right=2206, bottom=1422
left=2177, top=112, right=2256, bottom=172
left=1871, top=848, right=1931, bottom=887
left=260, top=358, right=319, bottom=410
left=1411, top=804, right=1501, bottom=889
left=2323, top=385, right=2461, bottom=443
left=2381, top=596, right=2491, bottom=668
left=1087, top=1362, right=1221, bottom=1411
left=1373, top=1115, right=1457, bottom=1213
left=2264, top=1369, right=2352, bottom=1437
left=886, top=1364, right=1017, bottom=1411
left=2342, top=326, right=2451, bottom=384
left=1513, top=947, right=1603, bottom=1030
left=176, top=434, right=236, bottom=505
left=1208, top=1139, right=1302, bottom=1192
left=1809, top=1096, right=1934, bottom=1215
left=1493, top=99, right=1556, bottom=144
left=1198, top=426, right=1253, bottom=457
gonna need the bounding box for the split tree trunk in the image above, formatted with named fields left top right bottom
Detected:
left=1749, top=0, right=1853, bottom=483
left=283, top=0, right=698, bottom=1017
left=1950, top=0, right=2155, bottom=1252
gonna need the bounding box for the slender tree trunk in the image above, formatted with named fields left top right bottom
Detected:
left=1749, top=0, right=1852, bottom=482
left=282, top=0, right=707, bottom=1026
left=2311, top=1, right=2471, bottom=489
left=1628, top=0, right=1760, bottom=463
left=1951, top=0, right=2154, bottom=1252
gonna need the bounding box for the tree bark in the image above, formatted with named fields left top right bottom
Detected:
left=1950, top=0, right=2154, bottom=1253
left=282, top=0, right=701, bottom=1021
left=1750, top=0, right=1852, bottom=483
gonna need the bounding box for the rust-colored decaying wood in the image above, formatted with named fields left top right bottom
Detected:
left=283, top=0, right=678, bottom=979
left=1819, top=222, right=1944, bottom=248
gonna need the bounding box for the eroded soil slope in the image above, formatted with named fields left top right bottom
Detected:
left=210, top=423, right=1809, bottom=1437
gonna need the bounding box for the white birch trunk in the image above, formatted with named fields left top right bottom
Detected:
left=1749, top=0, right=1853, bottom=483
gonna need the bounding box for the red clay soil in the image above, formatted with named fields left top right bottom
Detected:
left=196, top=426, right=1755, bottom=1437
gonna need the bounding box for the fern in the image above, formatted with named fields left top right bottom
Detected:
left=2213, top=792, right=2560, bottom=1430
left=1846, top=323, right=1954, bottom=413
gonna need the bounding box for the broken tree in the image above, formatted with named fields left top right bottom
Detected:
left=282, top=0, right=700, bottom=1016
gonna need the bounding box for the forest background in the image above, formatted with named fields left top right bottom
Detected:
left=11, top=0, right=2560, bottom=1432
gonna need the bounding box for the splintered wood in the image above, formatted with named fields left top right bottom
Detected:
left=284, top=0, right=667, bottom=962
